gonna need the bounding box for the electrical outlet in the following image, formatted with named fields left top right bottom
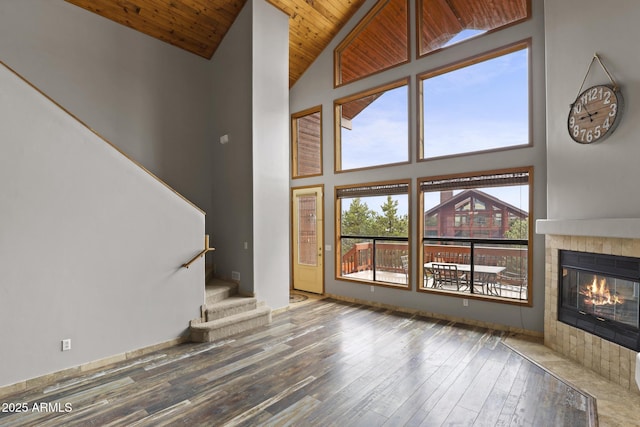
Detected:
left=370, top=285, right=375, bottom=293
left=463, top=299, right=469, bottom=307
left=61, top=339, right=71, bottom=351
left=232, top=271, right=240, bottom=281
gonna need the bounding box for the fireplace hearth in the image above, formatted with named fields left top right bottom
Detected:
left=559, top=250, right=640, bottom=351
left=539, top=230, right=640, bottom=394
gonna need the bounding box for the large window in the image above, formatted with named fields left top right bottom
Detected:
left=336, top=180, right=410, bottom=288
left=419, top=41, right=530, bottom=159
left=335, top=79, right=409, bottom=172
left=295, top=0, right=541, bottom=311
left=419, top=168, right=532, bottom=304
left=292, top=106, right=322, bottom=178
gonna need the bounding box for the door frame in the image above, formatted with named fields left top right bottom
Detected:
left=291, top=184, right=325, bottom=294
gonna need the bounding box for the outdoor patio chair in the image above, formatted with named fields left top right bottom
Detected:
left=401, top=254, right=409, bottom=283
left=472, top=271, right=495, bottom=294
left=431, top=263, right=468, bottom=291
left=497, top=271, right=528, bottom=299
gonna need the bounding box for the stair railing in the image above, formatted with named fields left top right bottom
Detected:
left=182, top=235, right=216, bottom=268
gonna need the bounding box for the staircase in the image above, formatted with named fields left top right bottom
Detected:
left=189, top=278, right=272, bottom=342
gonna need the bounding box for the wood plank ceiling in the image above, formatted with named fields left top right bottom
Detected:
left=65, top=0, right=527, bottom=88
left=65, top=0, right=366, bottom=87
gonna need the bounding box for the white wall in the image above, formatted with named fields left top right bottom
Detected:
left=0, top=0, right=214, bottom=217
left=0, top=64, right=204, bottom=388
left=290, top=0, right=547, bottom=332
left=544, top=0, right=640, bottom=220
left=252, top=0, right=290, bottom=310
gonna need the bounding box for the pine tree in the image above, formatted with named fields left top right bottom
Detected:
left=341, top=198, right=376, bottom=236
left=504, top=218, right=528, bottom=240
left=375, top=195, right=408, bottom=237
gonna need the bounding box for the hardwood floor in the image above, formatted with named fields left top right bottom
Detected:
left=0, top=298, right=594, bottom=426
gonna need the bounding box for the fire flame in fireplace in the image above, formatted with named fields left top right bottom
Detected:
left=581, top=276, right=624, bottom=306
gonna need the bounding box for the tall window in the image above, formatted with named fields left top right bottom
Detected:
left=418, top=0, right=530, bottom=57
left=334, top=0, right=409, bottom=86
left=420, top=168, right=532, bottom=304
left=419, top=41, right=530, bottom=160
left=292, top=106, right=322, bottom=178
left=335, top=78, right=409, bottom=172
left=336, top=180, right=410, bottom=288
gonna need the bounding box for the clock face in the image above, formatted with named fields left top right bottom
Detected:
left=567, top=85, right=623, bottom=144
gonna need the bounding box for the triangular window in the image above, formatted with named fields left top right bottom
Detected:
left=334, top=0, right=409, bottom=86
left=418, top=0, right=530, bottom=57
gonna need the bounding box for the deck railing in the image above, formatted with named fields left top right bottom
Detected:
left=341, top=237, right=408, bottom=278
left=341, top=239, right=528, bottom=276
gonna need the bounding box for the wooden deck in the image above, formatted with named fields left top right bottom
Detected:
left=0, top=298, right=593, bottom=426
left=344, top=270, right=526, bottom=300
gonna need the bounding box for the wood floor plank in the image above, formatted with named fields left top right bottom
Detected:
left=419, top=343, right=496, bottom=425
left=510, top=363, right=548, bottom=425
left=263, top=395, right=322, bottom=426
left=388, top=327, right=492, bottom=425
left=0, top=298, right=594, bottom=427
left=496, top=356, right=537, bottom=425
left=472, top=349, right=525, bottom=426
left=457, top=342, right=512, bottom=413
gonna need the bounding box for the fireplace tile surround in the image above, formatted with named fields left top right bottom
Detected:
left=538, top=220, right=640, bottom=395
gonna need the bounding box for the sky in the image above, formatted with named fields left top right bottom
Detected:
left=340, top=43, right=529, bottom=167
left=340, top=85, right=409, bottom=170
left=423, top=48, right=529, bottom=158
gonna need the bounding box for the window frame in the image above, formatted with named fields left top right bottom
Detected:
left=335, top=179, right=412, bottom=290
left=418, top=166, right=533, bottom=306
left=335, top=77, right=411, bottom=173
left=291, top=105, right=323, bottom=179
left=417, top=39, right=533, bottom=162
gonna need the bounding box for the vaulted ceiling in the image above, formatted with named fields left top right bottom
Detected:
left=65, top=0, right=366, bottom=87
left=64, top=0, right=528, bottom=88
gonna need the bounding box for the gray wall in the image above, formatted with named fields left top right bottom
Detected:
left=0, top=0, right=214, bottom=217
left=209, top=3, right=255, bottom=296
left=0, top=0, right=292, bottom=389
left=544, top=0, right=640, bottom=220
left=0, top=0, right=213, bottom=388
left=289, top=0, right=547, bottom=332
left=209, top=0, right=290, bottom=309
left=0, top=63, right=204, bottom=388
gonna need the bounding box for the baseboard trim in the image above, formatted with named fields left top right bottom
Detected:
left=0, top=336, right=188, bottom=399
left=325, top=293, right=543, bottom=338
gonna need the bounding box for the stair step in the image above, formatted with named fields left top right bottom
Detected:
left=190, top=306, right=272, bottom=343
left=205, top=297, right=258, bottom=321
left=205, top=279, right=238, bottom=305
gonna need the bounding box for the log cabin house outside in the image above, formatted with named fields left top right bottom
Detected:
left=425, top=189, right=528, bottom=239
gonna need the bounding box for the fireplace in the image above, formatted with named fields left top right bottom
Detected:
left=559, top=250, right=640, bottom=351
left=539, top=230, right=640, bottom=394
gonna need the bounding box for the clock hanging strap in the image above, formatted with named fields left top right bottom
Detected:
left=575, top=53, right=619, bottom=100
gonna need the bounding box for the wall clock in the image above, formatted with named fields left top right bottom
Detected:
left=568, top=84, right=623, bottom=144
